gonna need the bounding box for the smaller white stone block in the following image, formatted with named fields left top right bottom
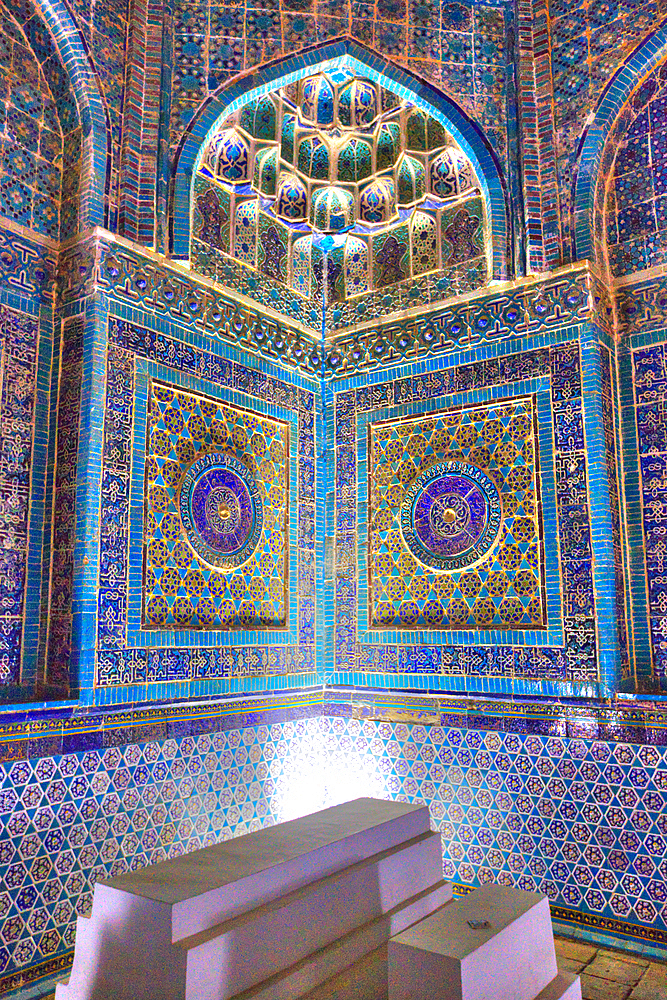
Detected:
left=388, top=885, right=558, bottom=1000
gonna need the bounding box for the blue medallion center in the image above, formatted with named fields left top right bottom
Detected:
left=401, top=462, right=502, bottom=571
left=179, top=453, right=263, bottom=568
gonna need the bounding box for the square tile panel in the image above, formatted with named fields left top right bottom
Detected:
left=367, top=397, right=546, bottom=631
left=143, top=381, right=289, bottom=631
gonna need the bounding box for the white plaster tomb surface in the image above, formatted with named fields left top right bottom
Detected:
left=56, top=798, right=450, bottom=1000
left=388, top=884, right=582, bottom=1000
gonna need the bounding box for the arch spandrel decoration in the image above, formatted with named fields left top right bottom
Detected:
left=173, top=41, right=508, bottom=334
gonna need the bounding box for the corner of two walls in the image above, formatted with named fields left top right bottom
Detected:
left=2, top=0, right=667, bottom=987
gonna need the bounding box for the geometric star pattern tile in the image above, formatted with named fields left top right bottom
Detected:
left=4, top=717, right=667, bottom=984
left=305, top=719, right=667, bottom=937
left=144, top=381, right=289, bottom=630
left=0, top=722, right=287, bottom=980
left=368, top=397, right=545, bottom=630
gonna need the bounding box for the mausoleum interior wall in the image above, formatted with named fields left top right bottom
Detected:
left=1, top=0, right=667, bottom=993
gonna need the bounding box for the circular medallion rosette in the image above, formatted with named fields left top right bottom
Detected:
left=179, top=452, right=263, bottom=568
left=401, top=462, right=502, bottom=571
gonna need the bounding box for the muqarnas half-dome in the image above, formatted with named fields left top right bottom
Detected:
left=193, top=69, right=490, bottom=325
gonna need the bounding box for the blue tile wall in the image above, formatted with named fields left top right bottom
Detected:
left=47, top=316, right=84, bottom=693
left=7, top=694, right=667, bottom=993
left=550, top=0, right=667, bottom=264
left=0, top=708, right=320, bottom=992
left=168, top=2, right=511, bottom=176
left=0, top=228, right=56, bottom=699
left=60, top=313, right=320, bottom=706
left=316, top=703, right=667, bottom=954
left=327, top=328, right=623, bottom=697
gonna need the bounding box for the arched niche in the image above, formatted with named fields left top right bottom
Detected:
left=0, top=0, right=109, bottom=235
left=601, top=58, right=667, bottom=282
left=573, top=22, right=667, bottom=268
left=171, top=39, right=509, bottom=283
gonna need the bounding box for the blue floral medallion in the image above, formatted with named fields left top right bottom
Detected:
left=179, top=452, right=263, bottom=568
left=401, top=462, right=502, bottom=571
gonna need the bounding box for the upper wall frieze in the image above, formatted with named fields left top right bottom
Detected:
left=56, top=230, right=615, bottom=378
left=616, top=267, right=667, bottom=340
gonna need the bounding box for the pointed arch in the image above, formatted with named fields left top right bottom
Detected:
left=171, top=37, right=510, bottom=280
left=26, top=0, right=109, bottom=229
left=572, top=21, right=667, bottom=263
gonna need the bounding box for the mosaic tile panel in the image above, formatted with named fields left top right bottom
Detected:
left=0, top=228, right=56, bottom=305
left=332, top=340, right=603, bottom=687
left=599, top=345, right=629, bottom=683
left=633, top=340, right=667, bottom=682
left=98, top=341, right=133, bottom=654
left=606, top=65, right=667, bottom=278
left=95, top=318, right=316, bottom=693
left=368, top=398, right=546, bottom=631
left=59, top=233, right=608, bottom=381
left=59, top=0, right=129, bottom=231
left=144, top=382, right=289, bottom=631
left=618, top=275, right=667, bottom=338
left=47, top=317, right=84, bottom=694
left=516, top=0, right=550, bottom=273
left=117, top=0, right=163, bottom=245
left=0, top=304, right=37, bottom=688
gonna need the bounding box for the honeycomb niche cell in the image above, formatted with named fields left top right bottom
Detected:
left=143, top=382, right=289, bottom=631
left=191, top=69, right=489, bottom=334
left=368, top=398, right=547, bottom=631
